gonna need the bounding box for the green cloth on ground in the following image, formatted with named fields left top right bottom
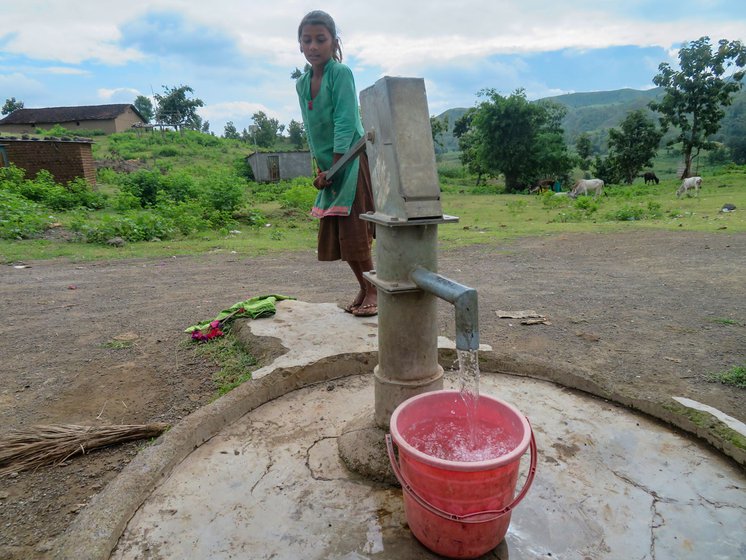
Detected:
left=184, top=294, right=295, bottom=333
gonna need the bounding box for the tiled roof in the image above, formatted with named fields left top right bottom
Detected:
left=0, top=104, right=145, bottom=124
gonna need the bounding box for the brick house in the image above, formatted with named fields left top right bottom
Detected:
left=0, top=104, right=147, bottom=135
left=0, top=136, right=96, bottom=185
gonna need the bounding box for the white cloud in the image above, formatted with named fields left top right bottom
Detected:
left=44, top=67, right=91, bottom=76
left=98, top=87, right=143, bottom=101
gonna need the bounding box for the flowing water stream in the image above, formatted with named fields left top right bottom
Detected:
left=401, top=349, right=515, bottom=462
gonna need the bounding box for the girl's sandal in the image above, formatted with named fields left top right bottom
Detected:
left=352, top=304, right=378, bottom=317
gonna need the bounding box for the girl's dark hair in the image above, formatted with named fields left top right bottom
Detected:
left=298, top=10, right=343, bottom=62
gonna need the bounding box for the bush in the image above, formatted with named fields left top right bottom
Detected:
left=0, top=190, right=49, bottom=239
left=72, top=211, right=176, bottom=243
left=120, top=170, right=164, bottom=207
left=200, top=170, right=246, bottom=212
left=155, top=199, right=211, bottom=235
left=1, top=166, right=105, bottom=211
left=605, top=204, right=647, bottom=221
left=280, top=183, right=316, bottom=210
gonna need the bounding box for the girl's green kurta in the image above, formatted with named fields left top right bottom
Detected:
left=296, top=59, right=364, bottom=217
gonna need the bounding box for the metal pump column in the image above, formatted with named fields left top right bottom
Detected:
left=358, top=77, right=476, bottom=428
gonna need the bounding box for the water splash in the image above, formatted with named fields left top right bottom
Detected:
left=402, top=417, right=515, bottom=462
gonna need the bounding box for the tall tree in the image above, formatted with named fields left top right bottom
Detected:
left=430, top=115, right=448, bottom=151
left=650, top=36, right=746, bottom=178
left=606, top=110, right=663, bottom=184
left=133, top=95, right=154, bottom=123
left=453, top=108, right=485, bottom=185
left=251, top=111, right=279, bottom=148
left=154, top=85, right=204, bottom=131
left=287, top=119, right=305, bottom=149
left=575, top=133, right=592, bottom=170
left=469, top=89, right=571, bottom=192
left=2, top=97, right=24, bottom=115
left=223, top=121, right=240, bottom=139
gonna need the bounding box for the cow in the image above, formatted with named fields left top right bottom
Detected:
left=643, top=172, right=659, bottom=185
left=676, top=176, right=702, bottom=198
left=569, top=178, right=605, bottom=199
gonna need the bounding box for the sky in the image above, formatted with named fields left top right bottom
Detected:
left=1, top=1, right=745, bottom=135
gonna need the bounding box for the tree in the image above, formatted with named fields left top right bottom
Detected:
left=430, top=115, right=448, bottom=151
left=650, top=36, right=746, bottom=178
left=251, top=111, right=279, bottom=148
left=453, top=109, right=485, bottom=185
left=605, top=110, right=663, bottom=184
left=153, top=85, right=204, bottom=130
left=288, top=119, right=305, bottom=149
left=468, top=89, right=572, bottom=192
left=2, top=97, right=24, bottom=115
left=719, top=92, right=746, bottom=163
left=575, top=133, right=592, bottom=171
left=291, top=65, right=310, bottom=80
left=223, top=121, right=240, bottom=139
left=133, top=95, right=154, bottom=123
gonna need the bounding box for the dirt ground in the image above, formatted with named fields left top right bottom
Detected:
left=1, top=230, right=744, bottom=559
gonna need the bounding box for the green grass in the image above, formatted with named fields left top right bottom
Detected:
left=437, top=171, right=746, bottom=248
left=101, top=340, right=135, bottom=349
left=708, top=365, right=746, bottom=389
left=709, top=317, right=745, bottom=326
left=2, top=127, right=745, bottom=263
left=191, top=330, right=258, bottom=396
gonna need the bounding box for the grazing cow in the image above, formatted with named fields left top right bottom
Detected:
left=676, top=176, right=702, bottom=198
left=569, top=178, right=605, bottom=199
left=643, top=172, right=659, bottom=185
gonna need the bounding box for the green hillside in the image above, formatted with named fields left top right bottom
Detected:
left=434, top=86, right=746, bottom=157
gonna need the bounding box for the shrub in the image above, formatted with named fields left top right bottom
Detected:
left=120, top=170, right=164, bottom=207
left=156, top=199, right=211, bottom=235
left=573, top=197, right=599, bottom=214
left=280, top=183, right=316, bottom=210
left=1, top=167, right=105, bottom=211
left=0, top=190, right=49, bottom=239
left=73, top=211, right=176, bottom=243
left=200, top=170, right=246, bottom=212
left=542, top=192, right=571, bottom=209
left=605, top=204, right=646, bottom=221
left=154, top=146, right=180, bottom=157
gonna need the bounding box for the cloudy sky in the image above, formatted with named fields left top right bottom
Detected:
left=1, top=1, right=745, bottom=135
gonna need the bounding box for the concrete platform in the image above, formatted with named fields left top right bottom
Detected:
left=57, top=301, right=746, bottom=559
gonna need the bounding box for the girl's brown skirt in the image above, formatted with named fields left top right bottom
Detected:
left=317, top=151, right=375, bottom=262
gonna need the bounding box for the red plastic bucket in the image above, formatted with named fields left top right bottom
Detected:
left=387, top=390, right=536, bottom=559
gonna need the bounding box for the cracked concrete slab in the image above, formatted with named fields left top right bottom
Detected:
left=111, top=372, right=745, bottom=559
left=58, top=300, right=745, bottom=559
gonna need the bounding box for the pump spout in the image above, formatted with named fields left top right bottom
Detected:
left=409, top=267, right=479, bottom=351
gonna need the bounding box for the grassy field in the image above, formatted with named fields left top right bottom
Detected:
left=1, top=128, right=745, bottom=264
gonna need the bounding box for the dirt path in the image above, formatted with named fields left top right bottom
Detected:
left=1, top=230, right=744, bottom=558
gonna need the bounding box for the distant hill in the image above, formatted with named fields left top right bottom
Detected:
left=433, top=86, right=745, bottom=155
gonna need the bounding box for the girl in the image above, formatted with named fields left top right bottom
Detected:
left=296, top=10, right=377, bottom=317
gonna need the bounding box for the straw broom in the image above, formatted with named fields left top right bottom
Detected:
left=0, top=423, right=169, bottom=477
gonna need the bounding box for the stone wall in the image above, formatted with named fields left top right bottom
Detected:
left=0, top=136, right=96, bottom=185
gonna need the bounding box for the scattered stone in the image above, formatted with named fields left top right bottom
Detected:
left=107, top=236, right=126, bottom=247
left=576, top=332, right=600, bottom=342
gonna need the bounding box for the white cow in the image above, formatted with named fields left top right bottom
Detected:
left=569, top=178, right=605, bottom=199
left=676, top=176, right=702, bottom=198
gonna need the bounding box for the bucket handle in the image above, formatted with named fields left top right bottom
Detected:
left=386, top=419, right=537, bottom=524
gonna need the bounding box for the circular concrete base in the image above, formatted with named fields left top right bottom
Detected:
left=110, top=372, right=745, bottom=560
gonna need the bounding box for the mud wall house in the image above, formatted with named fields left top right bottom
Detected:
left=246, top=151, right=312, bottom=182
left=0, top=104, right=147, bottom=135
left=0, top=136, right=96, bottom=186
